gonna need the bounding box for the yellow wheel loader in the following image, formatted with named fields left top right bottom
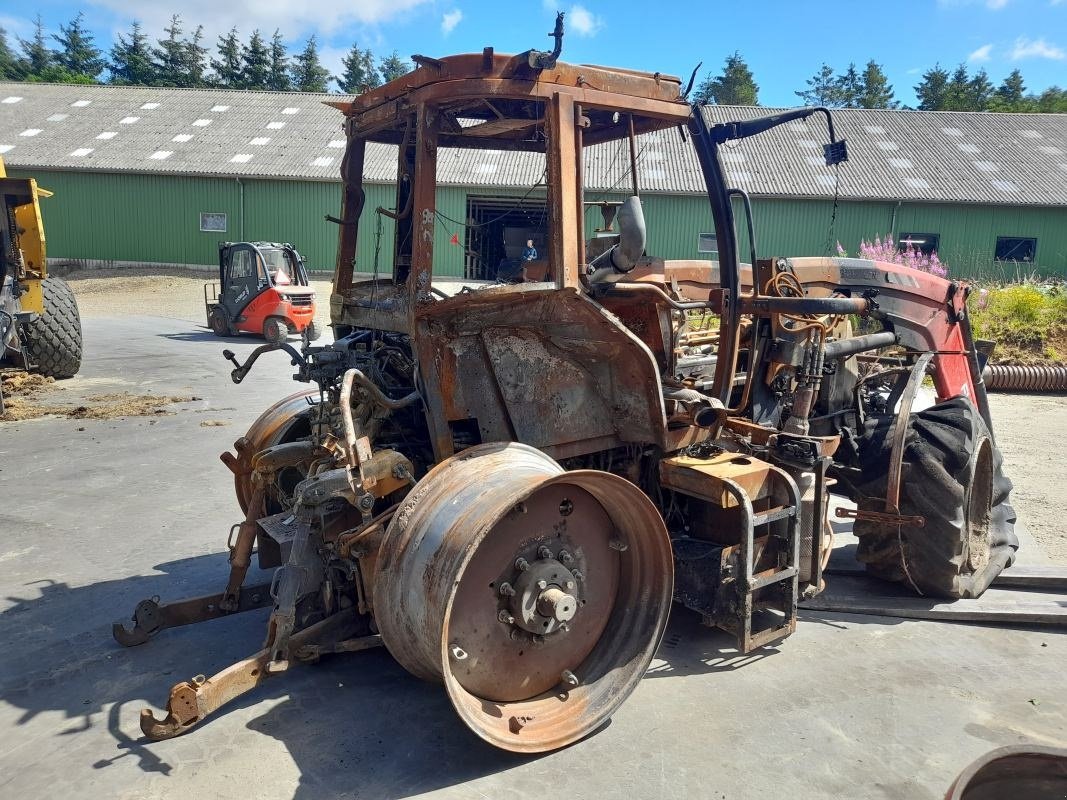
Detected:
left=0, top=157, right=83, bottom=405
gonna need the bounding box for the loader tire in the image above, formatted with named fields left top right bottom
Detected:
left=853, top=397, right=1017, bottom=599
left=23, top=276, right=82, bottom=379
left=263, top=316, right=288, bottom=344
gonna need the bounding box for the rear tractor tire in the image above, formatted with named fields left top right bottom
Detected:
left=373, top=442, right=674, bottom=753
left=853, top=397, right=1017, bottom=599
left=23, top=276, right=82, bottom=379
left=263, top=317, right=288, bottom=345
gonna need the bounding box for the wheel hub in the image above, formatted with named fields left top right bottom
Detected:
left=504, top=553, right=581, bottom=635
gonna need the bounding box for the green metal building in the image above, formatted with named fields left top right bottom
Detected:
left=1, top=81, right=1065, bottom=279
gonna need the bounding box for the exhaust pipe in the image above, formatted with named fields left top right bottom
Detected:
left=588, top=196, right=646, bottom=284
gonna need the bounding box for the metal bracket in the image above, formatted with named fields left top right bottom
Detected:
left=835, top=506, right=925, bottom=528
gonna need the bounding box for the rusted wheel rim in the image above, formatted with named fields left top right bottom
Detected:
left=374, top=443, right=673, bottom=753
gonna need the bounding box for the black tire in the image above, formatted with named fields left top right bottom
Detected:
left=305, top=321, right=321, bottom=342
left=852, top=397, right=1017, bottom=599
left=263, top=316, right=288, bottom=344
left=23, top=276, right=82, bottom=379
left=209, top=306, right=231, bottom=337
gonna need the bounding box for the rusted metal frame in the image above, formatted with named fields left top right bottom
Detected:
left=574, top=103, right=586, bottom=270
left=339, top=54, right=683, bottom=117
left=140, top=609, right=374, bottom=740
left=835, top=506, right=925, bottom=527
left=349, top=78, right=688, bottom=140
left=112, top=581, right=275, bottom=647
left=393, top=114, right=417, bottom=285
left=333, top=136, right=367, bottom=296
left=404, top=102, right=440, bottom=309
left=547, top=92, right=580, bottom=288
left=719, top=470, right=800, bottom=653
left=803, top=455, right=831, bottom=599
left=886, top=351, right=935, bottom=514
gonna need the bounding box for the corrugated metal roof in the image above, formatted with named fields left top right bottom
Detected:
left=1, top=81, right=1065, bottom=206
left=698, top=105, right=1067, bottom=207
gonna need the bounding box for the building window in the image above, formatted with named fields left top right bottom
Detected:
left=898, top=232, right=939, bottom=255
left=200, top=212, right=227, bottom=233
left=994, top=236, right=1037, bottom=263
left=697, top=233, right=717, bottom=253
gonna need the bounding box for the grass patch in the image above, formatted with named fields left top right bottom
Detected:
left=969, top=283, right=1067, bottom=365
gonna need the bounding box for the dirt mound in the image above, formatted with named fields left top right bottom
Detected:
left=1, top=372, right=198, bottom=422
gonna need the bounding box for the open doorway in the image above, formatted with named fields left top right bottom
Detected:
left=464, top=195, right=549, bottom=281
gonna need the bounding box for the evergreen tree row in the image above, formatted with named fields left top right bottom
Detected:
left=1, top=14, right=1064, bottom=110
left=0, top=13, right=412, bottom=94
left=913, top=64, right=1066, bottom=113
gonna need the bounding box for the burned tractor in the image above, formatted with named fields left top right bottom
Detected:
left=116, top=20, right=1016, bottom=752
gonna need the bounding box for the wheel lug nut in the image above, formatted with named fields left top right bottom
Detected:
left=572, top=570, right=584, bottom=582
left=558, top=550, right=573, bottom=565
left=498, top=610, right=515, bottom=624
left=561, top=669, right=579, bottom=686
left=514, top=557, right=529, bottom=572
left=536, top=579, right=548, bottom=590
left=565, top=580, right=575, bottom=591
left=559, top=621, right=570, bottom=633
left=499, top=582, right=516, bottom=597
left=537, top=545, right=552, bottom=560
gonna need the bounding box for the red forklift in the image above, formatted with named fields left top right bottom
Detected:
left=204, top=242, right=318, bottom=343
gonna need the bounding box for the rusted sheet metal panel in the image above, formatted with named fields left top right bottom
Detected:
left=414, top=286, right=667, bottom=461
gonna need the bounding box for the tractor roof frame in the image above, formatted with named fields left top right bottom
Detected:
left=329, top=51, right=691, bottom=333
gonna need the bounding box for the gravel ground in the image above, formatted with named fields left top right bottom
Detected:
left=64, top=269, right=1067, bottom=563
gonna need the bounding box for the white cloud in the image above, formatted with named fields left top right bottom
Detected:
left=967, top=43, right=993, bottom=62
left=441, top=9, right=463, bottom=35
left=1010, top=36, right=1066, bottom=59
left=568, top=4, right=603, bottom=37
left=87, top=0, right=431, bottom=49
left=986, top=0, right=1008, bottom=8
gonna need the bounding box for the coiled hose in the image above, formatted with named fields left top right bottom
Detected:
left=984, top=364, right=1067, bottom=392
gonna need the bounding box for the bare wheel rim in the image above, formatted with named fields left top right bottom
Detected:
left=373, top=443, right=673, bottom=753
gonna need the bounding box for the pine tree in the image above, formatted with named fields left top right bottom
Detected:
left=857, top=61, right=897, bottom=109
left=337, top=43, right=380, bottom=94
left=1035, top=86, right=1067, bottom=113
left=109, top=21, right=155, bottom=85
left=943, top=64, right=971, bottom=111
left=914, top=64, right=950, bottom=110
left=379, top=51, right=409, bottom=83
left=267, top=30, right=290, bottom=91
left=184, top=25, right=208, bottom=87
left=694, top=52, right=758, bottom=105
left=993, top=69, right=1026, bottom=111
left=153, top=15, right=189, bottom=87
left=17, top=15, right=52, bottom=78
left=290, top=35, right=331, bottom=92
left=967, top=68, right=994, bottom=111
left=211, top=27, right=243, bottom=87
left=52, top=12, right=105, bottom=79
left=0, top=27, right=19, bottom=80
left=835, top=63, right=862, bottom=108
left=241, top=30, right=270, bottom=90
left=796, top=63, right=839, bottom=106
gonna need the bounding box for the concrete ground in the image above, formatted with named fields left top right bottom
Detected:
left=1, top=316, right=1065, bottom=800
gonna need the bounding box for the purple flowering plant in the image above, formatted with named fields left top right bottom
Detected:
left=836, top=235, right=948, bottom=278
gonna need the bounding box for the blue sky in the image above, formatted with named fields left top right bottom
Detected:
left=1, top=0, right=1065, bottom=105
